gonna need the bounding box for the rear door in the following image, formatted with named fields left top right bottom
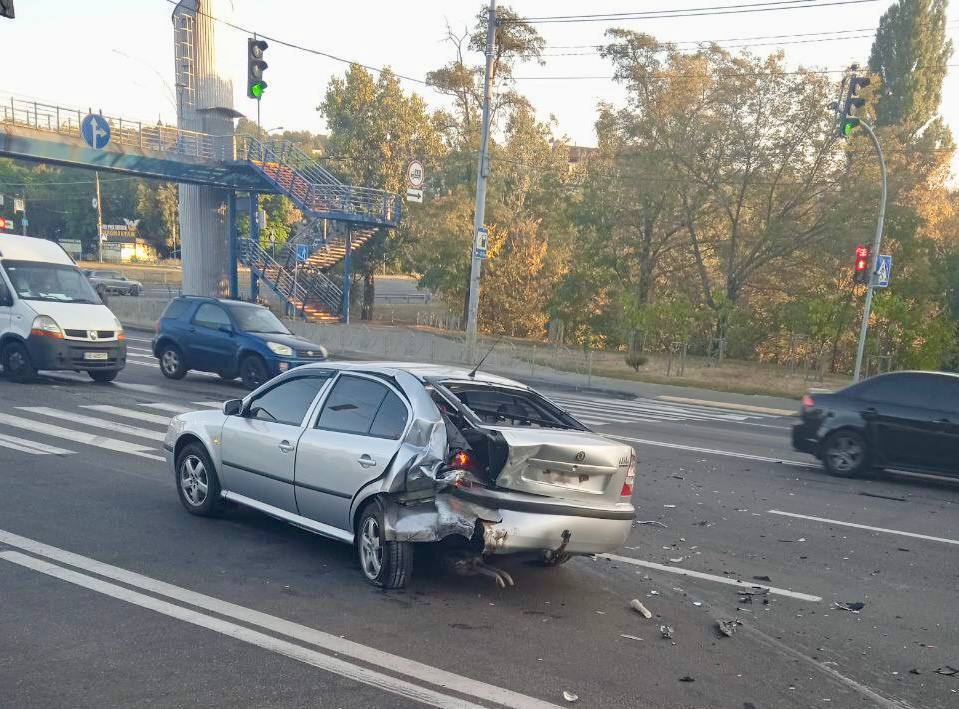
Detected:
left=187, top=302, right=236, bottom=372
left=219, top=373, right=331, bottom=512
left=294, top=373, right=410, bottom=531
left=929, top=377, right=959, bottom=475
left=857, top=373, right=945, bottom=470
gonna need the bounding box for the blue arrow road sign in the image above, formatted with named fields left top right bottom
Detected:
left=875, top=254, right=892, bottom=288
left=295, top=243, right=309, bottom=262
left=81, top=114, right=111, bottom=150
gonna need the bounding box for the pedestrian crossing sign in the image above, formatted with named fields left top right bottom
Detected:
left=875, top=254, right=892, bottom=288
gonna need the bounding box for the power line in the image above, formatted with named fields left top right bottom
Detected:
left=162, top=0, right=430, bottom=86
left=509, top=0, right=881, bottom=24
left=512, top=63, right=959, bottom=81
left=545, top=27, right=880, bottom=49
left=540, top=33, right=878, bottom=56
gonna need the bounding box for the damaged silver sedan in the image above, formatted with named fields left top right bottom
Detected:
left=164, top=362, right=636, bottom=588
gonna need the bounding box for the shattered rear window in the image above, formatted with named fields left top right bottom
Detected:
left=442, top=383, right=584, bottom=430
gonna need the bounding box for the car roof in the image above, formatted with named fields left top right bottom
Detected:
left=175, top=296, right=263, bottom=307
left=861, top=370, right=959, bottom=382
left=296, top=361, right=528, bottom=388
left=0, top=235, right=74, bottom=265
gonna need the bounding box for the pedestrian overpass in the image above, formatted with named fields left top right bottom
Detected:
left=0, top=95, right=403, bottom=322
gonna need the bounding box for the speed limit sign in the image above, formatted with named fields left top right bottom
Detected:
left=406, top=160, right=425, bottom=189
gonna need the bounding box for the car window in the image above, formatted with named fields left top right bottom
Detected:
left=369, top=390, right=409, bottom=439
left=442, top=382, right=581, bottom=429
left=855, top=373, right=940, bottom=409
left=161, top=299, right=191, bottom=320
left=193, top=303, right=231, bottom=330
left=929, top=377, right=959, bottom=414
left=316, top=375, right=391, bottom=435
left=248, top=376, right=329, bottom=426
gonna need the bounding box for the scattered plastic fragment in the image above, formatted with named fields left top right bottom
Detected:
left=832, top=602, right=865, bottom=613
left=936, top=665, right=959, bottom=677
left=909, top=669, right=922, bottom=675
left=563, top=690, right=579, bottom=702
left=679, top=675, right=695, bottom=682
left=620, top=633, right=643, bottom=641
left=669, top=557, right=685, bottom=563
left=664, top=504, right=677, bottom=508
left=779, top=537, right=806, bottom=543
left=634, top=520, right=668, bottom=528
left=753, top=575, right=772, bottom=582
left=859, top=491, right=907, bottom=502
left=630, top=599, right=653, bottom=619
left=660, top=624, right=674, bottom=639
left=717, top=619, right=742, bottom=637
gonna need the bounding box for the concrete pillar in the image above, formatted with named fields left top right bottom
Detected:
left=173, top=0, right=236, bottom=297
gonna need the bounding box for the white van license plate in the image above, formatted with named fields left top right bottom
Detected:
left=83, top=352, right=109, bottom=361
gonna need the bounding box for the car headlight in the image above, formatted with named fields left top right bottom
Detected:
left=266, top=341, right=293, bottom=356
left=31, top=315, right=63, bottom=339
left=113, top=316, right=126, bottom=341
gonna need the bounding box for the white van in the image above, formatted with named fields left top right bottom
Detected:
left=0, top=235, right=126, bottom=382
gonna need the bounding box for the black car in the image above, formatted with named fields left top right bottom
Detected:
left=793, top=371, right=959, bottom=478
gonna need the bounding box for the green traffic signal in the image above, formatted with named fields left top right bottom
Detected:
left=250, top=81, right=266, bottom=99
left=842, top=117, right=860, bottom=137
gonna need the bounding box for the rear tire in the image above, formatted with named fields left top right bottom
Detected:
left=175, top=442, right=221, bottom=517
left=822, top=429, right=869, bottom=478
left=357, top=501, right=412, bottom=589
left=3, top=341, right=37, bottom=383
left=240, top=354, right=268, bottom=390
left=88, top=369, right=119, bottom=383
left=159, top=344, right=188, bottom=380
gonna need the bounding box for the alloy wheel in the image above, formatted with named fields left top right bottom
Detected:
left=179, top=455, right=209, bottom=507
left=161, top=349, right=180, bottom=376
left=359, top=516, right=383, bottom=580
left=827, top=434, right=862, bottom=473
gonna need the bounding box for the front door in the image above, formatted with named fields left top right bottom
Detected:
left=0, top=273, right=12, bottom=334
left=295, top=373, right=410, bottom=531
left=860, top=373, right=947, bottom=470
left=219, top=373, right=331, bottom=512
left=187, top=302, right=236, bottom=373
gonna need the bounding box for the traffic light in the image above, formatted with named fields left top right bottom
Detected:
left=838, top=75, right=870, bottom=138
left=0, top=0, right=14, bottom=19
left=247, top=38, right=268, bottom=99
left=853, top=244, right=870, bottom=284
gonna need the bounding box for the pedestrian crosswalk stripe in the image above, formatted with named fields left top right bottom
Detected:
left=193, top=401, right=223, bottom=409
left=81, top=405, right=171, bottom=426
left=19, top=408, right=166, bottom=442
left=141, top=402, right=197, bottom=414
left=0, top=413, right=163, bottom=461
left=543, top=393, right=773, bottom=427
left=127, top=347, right=154, bottom=355
left=0, top=431, right=75, bottom=456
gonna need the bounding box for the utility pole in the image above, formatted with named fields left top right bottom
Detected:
left=94, top=172, right=104, bottom=262
left=852, top=119, right=887, bottom=383
left=465, top=0, right=496, bottom=356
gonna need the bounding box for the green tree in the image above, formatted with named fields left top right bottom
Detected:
left=136, top=181, right=179, bottom=256
left=868, top=0, right=954, bottom=131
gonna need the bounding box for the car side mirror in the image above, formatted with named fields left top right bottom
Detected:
left=223, top=399, right=243, bottom=416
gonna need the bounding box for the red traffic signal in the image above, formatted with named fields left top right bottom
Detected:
left=853, top=244, right=870, bottom=284
left=0, top=217, right=14, bottom=231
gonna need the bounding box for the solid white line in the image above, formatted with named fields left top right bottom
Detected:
left=613, top=434, right=818, bottom=468
left=0, top=432, right=75, bottom=456
left=18, top=408, right=166, bottom=442
left=0, top=529, right=559, bottom=709
left=600, top=554, right=822, bottom=602
left=0, top=552, right=489, bottom=709
left=768, top=509, right=959, bottom=547
left=0, top=413, right=163, bottom=461
left=81, top=405, right=171, bottom=426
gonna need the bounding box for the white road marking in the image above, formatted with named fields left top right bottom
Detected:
left=193, top=401, right=224, bottom=408
left=125, top=336, right=154, bottom=344
left=613, top=434, right=818, bottom=468
left=18, top=407, right=165, bottom=442
left=600, top=554, right=822, bottom=602
left=0, top=432, right=74, bottom=456
left=0, top=530, right=560, bottom=709
left=768, top=509, right=959, bottom=547
left=658, top=395, right=795, bottom=417
left=127, top=347, right=154, bottom=355
left=0, top=413, right=163, bottom=461
left=81, top=405, right=171, bottom=426
left=0, top=552, right=491, bottom=709
left=140, top=402, right=197, bottom=414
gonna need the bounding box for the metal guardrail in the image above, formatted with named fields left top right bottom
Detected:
left=0, top=97, right=231, bottom=161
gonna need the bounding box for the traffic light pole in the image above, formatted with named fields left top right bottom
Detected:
left=465, top=0, right=496, bottom=357
left=852, top=119, right=887, bottom=383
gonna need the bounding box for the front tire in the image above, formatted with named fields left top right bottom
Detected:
left=159, top=344, right=188, bottom=380
left=175, top=443, right=221, bottom=517
left=88, top=369, right=119, bottom=383
left=357, top=502, right=412, bottom=589
left=240, top=354, right=268, bottom=390
left=822, top=430, right=869, bottom=478
left=3, top=341, right=37, bottom=383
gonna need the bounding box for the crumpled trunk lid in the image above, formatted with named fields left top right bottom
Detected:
left=489, top=428, right=633, bottom=504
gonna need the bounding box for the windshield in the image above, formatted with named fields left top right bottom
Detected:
left=441, top=382, right=585, bottom=430
left=3, top=261, right=102, bottom=304
left=226, top=304, right=291, bottom=334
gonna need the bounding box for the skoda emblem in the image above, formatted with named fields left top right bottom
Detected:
left=89, top=330, right=98, bottom=341
left=574, top=451, right=586, bottom=462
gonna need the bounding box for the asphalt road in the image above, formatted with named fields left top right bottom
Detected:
left=1, top=335, right=957, bottom=708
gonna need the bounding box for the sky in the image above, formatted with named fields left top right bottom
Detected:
left=2, top=0, right=958, bottom=159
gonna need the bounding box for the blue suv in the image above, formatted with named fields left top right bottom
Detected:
left=152, top=297, right=329, bottom=389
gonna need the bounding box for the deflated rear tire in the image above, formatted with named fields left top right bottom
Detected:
left=357, top=501, right=412, bottom=589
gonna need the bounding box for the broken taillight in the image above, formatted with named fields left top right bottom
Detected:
left=450, top=450, right=471, bottom=469
left=801, top=394, right=814, bottom=410
left=621, top=452, right=637, bottom=498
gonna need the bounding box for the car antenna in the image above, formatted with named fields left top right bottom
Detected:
left=468, top=336, right=503, bottom=379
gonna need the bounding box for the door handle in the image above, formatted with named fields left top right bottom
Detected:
left=356, top=455, right=377, bottom=468
left=278, top=440, right=294, bottom=454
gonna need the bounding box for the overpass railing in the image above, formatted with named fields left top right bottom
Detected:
left=0, top=96, right=230, bottom=161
